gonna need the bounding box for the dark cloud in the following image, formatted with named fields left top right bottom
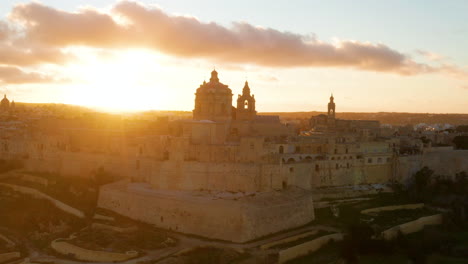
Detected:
left=7, top=1, right=446, bottom=75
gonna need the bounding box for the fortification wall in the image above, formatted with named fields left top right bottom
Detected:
left=98, top=182, right=314, bottom=243
left=278, top=233, right=344, bottom=264
left=0, top=252, right=20, bottom=263
left=51, top=239, right=137, bottom=262
left=381, top=214, right=443, bottom=240
left=0, top=183, right=85, bottom=218
left=397, top=150, right=468, bottom=183
left=361, top=203, right=424, bottom=215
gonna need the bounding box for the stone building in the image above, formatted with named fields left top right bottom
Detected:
left=2, top=70, right=467, bottom=243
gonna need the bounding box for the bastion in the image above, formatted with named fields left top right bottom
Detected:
left=98, top=181, right=314, bottom=243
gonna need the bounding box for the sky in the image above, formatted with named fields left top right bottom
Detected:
left=0, top=0, right=467, bottom=113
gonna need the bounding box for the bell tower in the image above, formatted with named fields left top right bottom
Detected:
left=328, top=94, right=335, bottom=118
left=236, top=81, right=256, bottom=121
left=327, top=94, right=336, bottom=129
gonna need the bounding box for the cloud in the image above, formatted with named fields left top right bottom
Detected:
left=416, top=50, right=447, bottom=62
left=6, top=1, right=447, bottom=76
left=0, top=44, right=71, bottom=66
left=0, top=66, right=58, bottom=84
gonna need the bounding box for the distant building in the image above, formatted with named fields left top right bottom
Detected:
left=0, top=94, right=10, bottom=112
left=310, top=94, right=380, bottom=139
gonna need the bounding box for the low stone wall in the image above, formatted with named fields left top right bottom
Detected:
left=278, top=233, right=344, bottom=264
left=93, top=214, right=115, bottom=222
left=381, top=214, right=443, bottom=240
left=51, top=239, right=138, bottom=262
left=0, top=233, right=15, bottom=247
left=361, top=203, right=425, bottom=215
left=91, top=223, right=137, bottom=233
left=0, top=252, right=21, bottom=263
left=0, top=183, right=85, bottom=218
left=20, top=173, right=49, bottom=187
left=261, top=230, right=318, bottom=250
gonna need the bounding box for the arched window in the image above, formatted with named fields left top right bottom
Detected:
left=244, top=100, right=249, bottom=109
left=287, top=158, right=295, bottom=164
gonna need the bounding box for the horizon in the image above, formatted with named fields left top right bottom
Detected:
left=0, top=1, right=467, bottom=113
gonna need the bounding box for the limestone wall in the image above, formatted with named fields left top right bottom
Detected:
left=278, top=233, right=344, bottom=264
left=0, top=183, right=85, bottom=218
left=98, top=181, right=314, bottom=243
left=381, top=214, right=443, bottom=240
left=51, top=239, right=137, bottom=262
left=91, top=223, right=137, bottom=233
left=361, top=203, right=425, bottom=215
left=260, top=230, right=318, bottom=250
left=0, top=252, right=21, bottom=263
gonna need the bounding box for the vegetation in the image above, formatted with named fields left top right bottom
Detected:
left=177, top=247, right=250, bottom=264
left=0, top=187, right=85, bottom=249
left=70, top=227, right=170, bottom=252
left=271, top=230, right=332, bottom=249
left=453, top=135, right=468, bottom=149
left=0, top=159, right=23, bottom=173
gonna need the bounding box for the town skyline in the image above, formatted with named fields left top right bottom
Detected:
left=0, top=0, right=467, bottom=113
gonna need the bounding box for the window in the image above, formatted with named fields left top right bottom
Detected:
left=347, top=163, right=350, bottom=169
left=315, top=164, right=320, bottom=172
left=279, top=146, right=284, bottom=154
left=289, top=167, right=294, bottom=173
left=244, top=100, right=249, bottom=109
left=368, top=158, right=372, bottom=163
left=336, top=164, right=339, bottom=169
left=282, top=181, right=287, bottom=189
left=377, top=158, right=382, bottom=163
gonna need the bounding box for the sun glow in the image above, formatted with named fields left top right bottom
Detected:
left=63, top=48, right=167, bottom=112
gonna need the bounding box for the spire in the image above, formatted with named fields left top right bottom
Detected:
left=210, top=69, right=219, bottom=82
left=243, top=81, right=250, bottom=95
left=330, top=93, right=334, bottom=102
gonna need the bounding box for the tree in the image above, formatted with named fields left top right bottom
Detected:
left=453, top=135, right=468, bottom=149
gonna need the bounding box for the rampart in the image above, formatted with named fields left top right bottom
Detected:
left=0, top=183, right=85, bottom=218
left=51, top=239, right=138, bottom=262
left=380, top=214, right=443, bottom=240
left=361, top=203, right=425, bottom=215
left=98, top=181, right=314, bottom=243
left=277, top=233, right=344, bottom=264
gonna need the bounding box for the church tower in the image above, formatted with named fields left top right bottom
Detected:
left=236, top=81, right=256, bottom=121
left=327, top=94, right=336, bottom=128
left=193, top=70, right=233, bottom=122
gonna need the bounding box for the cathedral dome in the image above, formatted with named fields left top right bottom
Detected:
left=0, top=94, right=10, bottom=109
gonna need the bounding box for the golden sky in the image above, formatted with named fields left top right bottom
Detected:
left=0, top=1, right=467, bottom=113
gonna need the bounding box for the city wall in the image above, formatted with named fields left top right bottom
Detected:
left=98, top=181, right=314, bottom=243
left=278, top=233, right=344, bottom=264
left=0, top=183, right=85, bottom=218
left=51, top=239, right=138, bottom=262
left=381, top=214, right=443, bottom=240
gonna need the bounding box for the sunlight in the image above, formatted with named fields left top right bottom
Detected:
left=63, top=48, right=166, bottom=112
